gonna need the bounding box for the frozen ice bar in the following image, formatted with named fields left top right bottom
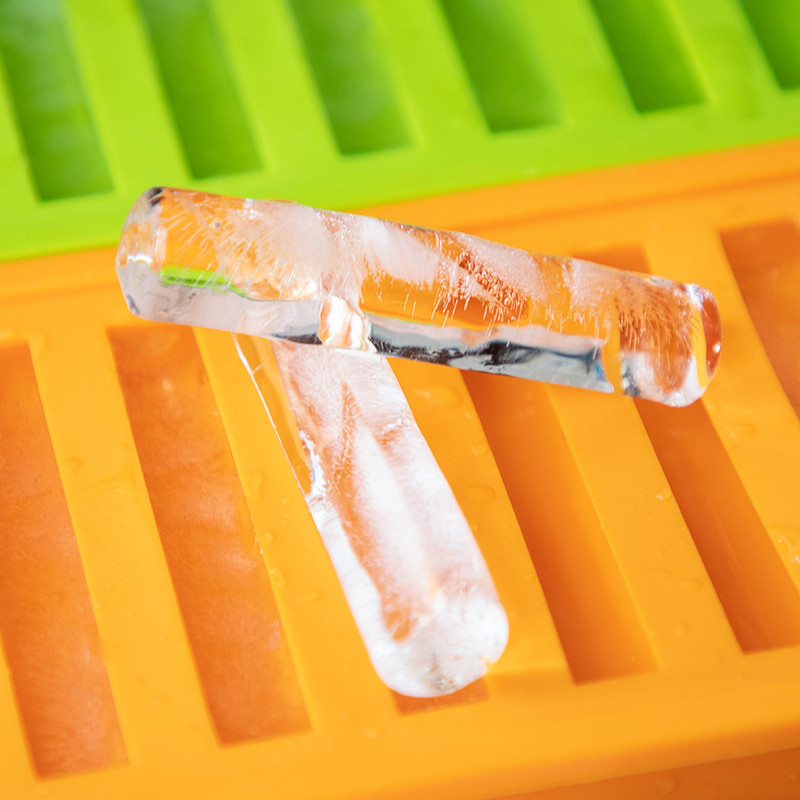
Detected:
left=117, top=187, right=721, bottom=406
left=235, top=336, right=508, bottom=696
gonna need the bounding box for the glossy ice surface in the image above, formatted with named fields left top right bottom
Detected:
left=116, top=187, right=517, bottom=696
left=236, top=336, right=508, bottom=696
left=114, top=186, right=721, bottom=693
left=117, top=187, right=721, bottom=406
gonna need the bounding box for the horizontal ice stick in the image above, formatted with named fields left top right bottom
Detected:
left=236, top=336, right=508, bottom=696
left=117, top=187, right=721, bottom=406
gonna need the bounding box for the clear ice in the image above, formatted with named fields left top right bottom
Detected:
left=117, top=187, right=721, bottom=406
left=235, top=336, right=508, bottom=696
left=115, top=186, right=723, bottom=693
left=117, top=188, right=518, bottom=696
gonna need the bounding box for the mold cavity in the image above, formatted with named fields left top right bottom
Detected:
left=721, top=220, right=800, bottom=418
left=108, top=326, right=308, bottom=743
left=638, top=398, right=800, bottom=651
left=587, top=0, right=703, bottom=112
left=739, top=0, right=800, bottom=90
left=135, top=0, right=261, bottom=178
left=0, top=0, right=112, bottom=199
left=587, top=243, right=800, bottom=652
left=287, top=0, right=410, bottom=154
left=439, top=0, right=558, bottom=131
left=466, top=372, right=657, bottom=682
left=0, top=344, right=125, bottom=776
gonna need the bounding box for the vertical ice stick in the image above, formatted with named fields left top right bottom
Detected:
left=117, top=187, right=721, bottom=406
left=236, top=336, right=508, bottom=696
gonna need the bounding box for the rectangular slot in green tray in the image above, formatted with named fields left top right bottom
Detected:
left=439, top=0, right=559, bottom=132
left=287, top=0, right=410, bottom=154
left=135, top=0, right=261, bottom=179
left=587, top=0, right=704, bottom=112
left=738, top=0, right=800, bottom=90
left=0, top=0, right=111, bottom=200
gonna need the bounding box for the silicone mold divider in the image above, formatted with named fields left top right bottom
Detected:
left=0, top=0, right=800, bottom=260
left=2, top=139, right=800, bottom=799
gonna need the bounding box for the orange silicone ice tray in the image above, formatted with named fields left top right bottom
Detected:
left=2, top=139, right=800, bottom=798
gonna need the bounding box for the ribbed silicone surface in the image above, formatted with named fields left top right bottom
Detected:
left=1, top=140, right=800, bottom=799
left=0, top=0, right=799, bottom=258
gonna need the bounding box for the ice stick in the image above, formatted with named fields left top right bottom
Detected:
left=117, top=187, right=721, bottom=406
left=235, top=335, right=508, bottom=696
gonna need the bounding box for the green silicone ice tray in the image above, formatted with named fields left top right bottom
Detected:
left=0, top=0, right=799, bottom=260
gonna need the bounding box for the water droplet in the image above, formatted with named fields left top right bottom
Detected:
left=363, top=728, right=379, bottom=740
left=245, top=468, right=265, bottom=499
left=770, top=526, right=800, bottom=566
left=268, top=567, right=286, bottom=588
left=655, top=776, right=677, bottom=794
left=415, top=385, right=460, bottom=410
left=28, top=333, right=47, bottom=353
left=467, top=485, right=495, bottom=504
left=86, top=460, right=138, bottom=497
left=680, top=577, right=704, bottom=593
left=716, top=405, right=758, bottom=448
left=727, top=420, right=757, bottom=446
left=62, top=456, right=83, bottom=474
left=296, top=592, right=322, bottom=604
left=471, top=440, right=489, bottom=457
left=259, top=530, right=275, bottom=547
left=655, top=485, right=673, bottom=501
